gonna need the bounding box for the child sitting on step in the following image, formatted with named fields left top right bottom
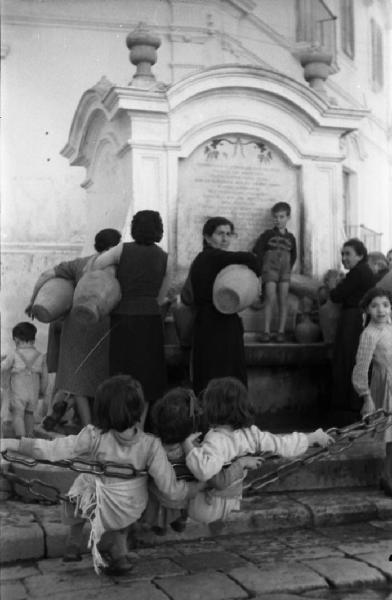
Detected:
left=1, top=322, right=48, bottom=438
left=1, top=375, right=202, bottom=575
left=144, top=387, right=263, bottom=531
left=183, top=377, right=334, bottom=520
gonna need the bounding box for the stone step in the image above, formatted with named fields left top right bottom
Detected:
left=1, top=487, right=391, bottom=564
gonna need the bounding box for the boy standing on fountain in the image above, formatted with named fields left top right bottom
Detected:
left=253, top=202, right=297, bottom=343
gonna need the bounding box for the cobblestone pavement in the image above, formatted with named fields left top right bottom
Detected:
left=1, top=520, right=391, bottom=600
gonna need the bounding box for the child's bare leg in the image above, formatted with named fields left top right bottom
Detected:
left=12, top=411, right=26, bottom=437
left=74, top=395, right=91, bottom=426
left=263, top=282, right=277, bottom=334
left=277, top=281, right=290, bottom=333
left=62, top=500, right=85, bottom=561
left=24, top=409, right=35, bottom=437
left=384, top=442, right=392, bottom=482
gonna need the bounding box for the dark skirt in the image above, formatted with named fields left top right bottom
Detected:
left=109, top=314, right=167, bottom=406
left=332, top=307, right=363, bottom=412
left=55, top=314, right=109, bottom=398
left=192, top=305, right=247, bottom=395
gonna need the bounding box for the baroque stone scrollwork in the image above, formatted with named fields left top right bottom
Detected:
left=204, top=136, right=273, bottom=164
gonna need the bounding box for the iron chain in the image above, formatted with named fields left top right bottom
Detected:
left=1, top=409, right=390, bottom=503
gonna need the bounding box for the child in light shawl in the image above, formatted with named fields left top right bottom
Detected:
left=1, top=375, right=202, bottom=575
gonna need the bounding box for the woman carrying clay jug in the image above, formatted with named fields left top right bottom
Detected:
left=93, top=211, right=171, bottom=427
left=182, top=217, right=260, bottom=395
left=328, top=238, right=375, bottom=423
left=26, top=228, right=121, bottom=426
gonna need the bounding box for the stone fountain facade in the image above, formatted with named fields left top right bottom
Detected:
left=61, top=24, right=369, bottom=426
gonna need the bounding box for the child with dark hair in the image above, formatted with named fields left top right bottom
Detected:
left=144, top=387, right=262, bottom=529
left=352, top=288, right=392, bottom=496
left=367, top=251, right=389, bottom=283
left=183, top=377, right=333, bottom=521
left=1, top=375, right=201, bottom=575
left=1, top=322, right=48, bottom=437
left=253, top=201, right=297, bottom=343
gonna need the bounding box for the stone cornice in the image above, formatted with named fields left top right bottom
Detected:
left=167, top=65, right=369, bottom=130
left=2, top=242, right=83, bottom=254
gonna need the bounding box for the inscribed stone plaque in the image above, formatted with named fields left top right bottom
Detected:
left=177, top=134, right=299, bottom=271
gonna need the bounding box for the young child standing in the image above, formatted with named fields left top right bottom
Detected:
left=1, top=322, right=48, bottom=437
left=183, top=377, right=333, bottom=518
left=145, top=387, right=262, bottom=529
left=253, top=202, right=297, bottom=343
left=1, top=375, right=201, bottom=574
left=352, top=288, right=392, bottom=496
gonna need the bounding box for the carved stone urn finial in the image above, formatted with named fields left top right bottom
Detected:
left=126, top=22, right=161, bottom=87
left=297, top=47, right=332, bottom=97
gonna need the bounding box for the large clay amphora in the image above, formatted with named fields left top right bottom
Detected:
left=319, top=299, right=341, bottom=344
left=289, top=273, right=320, bottom=299
left=213, top=265, right=260, bottom=314
left=377, top=270, right=392, bottom=293
left=32, top=278, right=74, bottom=323
left=71, top=268, right=121, bottom=325
left=172, top=302, right=195, bottom=348
left=294, top=313, right=321, bottom=344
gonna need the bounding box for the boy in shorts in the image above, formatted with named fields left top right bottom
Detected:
left=253, top=202, right=297, bottom=343
left=1, top=322, right=48, bottom=437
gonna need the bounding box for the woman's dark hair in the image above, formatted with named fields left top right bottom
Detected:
left=94, top=229, right=121, bottom=252
left=93, top=375, right=145, bottom=432
left=202, top=217, right=234, bottom=249
left=151, top=387, right=198, bottom=444
left=359, top=287, right=392, bottom=312
left=343, top=238, right=368, bottom=261
left=12, top=322, right=37, bottom=342
left=203, top=377, right=255, bottom=430
left=131, top=210, right=163, bottom=244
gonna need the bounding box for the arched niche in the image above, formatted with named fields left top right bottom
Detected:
left=176, top=132, right=300, bottom=274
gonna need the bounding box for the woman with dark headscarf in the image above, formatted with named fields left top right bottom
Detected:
left=329, top=238, right=375, bottom=421
left=26, top=228, right=122, bottom=426
left=93, top=211, right=169, bottom=418
left=182, top=217, right=260, bottom=395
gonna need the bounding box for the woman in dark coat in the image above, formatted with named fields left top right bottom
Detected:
left=329, top=238, right=375, bottom=420
left=93, top=211, right=169, bottom=420
left=26, top=229, right=122, bottom=426
left=182, top=217, right=260, bottom=395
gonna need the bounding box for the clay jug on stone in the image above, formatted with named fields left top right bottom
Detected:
left=294, top=313, right=321, bottom=344
left=172, top=301, right=195, bottom=348
left=318, top=299, right=341, bottom=344
left=32, top=278, right=74, bottom=323
left=71, top=267, right=121, bottom=325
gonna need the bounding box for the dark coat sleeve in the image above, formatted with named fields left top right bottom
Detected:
left=330, top=263, right=374, bottom=305
left=221, top=250, right=261, bottom=277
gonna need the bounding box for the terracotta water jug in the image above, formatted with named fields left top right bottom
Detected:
left=71, top=268, right=121, bottom=325
left=294, top=313, right=321, bottom=344
left=32, top=278, right=74, bottom=323
left=319, top=299, right=341, bottom=344
left=172, top=301, right=195, bottom=348
left=213, top=264, right=260, bottom=314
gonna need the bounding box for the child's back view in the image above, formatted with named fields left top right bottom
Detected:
left=1, top=322, right=48, bottom=437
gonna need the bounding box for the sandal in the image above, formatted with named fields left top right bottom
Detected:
left=275, top=332, right=286, bottom=343
left=63, top=544, right=82, bottom=562
left=104, top=555, right=133, bottom=575
left=258, top=332, right=271, bottom=343
left=170, top=517, right=187, bottom=533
